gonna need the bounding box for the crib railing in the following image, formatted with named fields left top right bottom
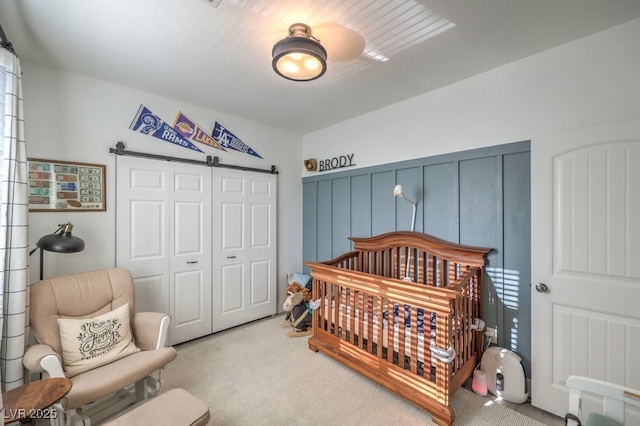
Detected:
left=306, top=232, right=490, bottom=425
left=308, top=262, right=482, bottom=405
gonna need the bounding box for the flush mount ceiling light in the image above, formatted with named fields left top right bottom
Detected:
left=272, top=23, right=327, bottom=82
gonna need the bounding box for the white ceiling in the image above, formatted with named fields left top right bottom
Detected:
left=2, top=0, right=640, bottom=134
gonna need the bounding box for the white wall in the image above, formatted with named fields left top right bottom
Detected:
left=303, top=18, right=640, bottom=172
left=22, top=61, right=304, bottom=295
left=22, top=17, right=640, bottom=297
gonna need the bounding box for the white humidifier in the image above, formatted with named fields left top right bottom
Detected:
left=480, top=346, right=529, bottom=404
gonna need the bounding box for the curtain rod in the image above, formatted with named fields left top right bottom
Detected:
left=0, top=22, right=16, bottom=55
left=110, top=141, right=278, bottom=174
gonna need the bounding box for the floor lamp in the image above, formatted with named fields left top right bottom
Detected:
left=393, top=184, right=417, bottom=281
left=29, top=222, right=85, bottom=280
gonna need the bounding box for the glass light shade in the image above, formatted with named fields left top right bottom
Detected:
left=272, top=24, right=327, bottom=81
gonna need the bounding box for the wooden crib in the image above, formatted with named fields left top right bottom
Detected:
left=306, top=231, right=491, bottom=426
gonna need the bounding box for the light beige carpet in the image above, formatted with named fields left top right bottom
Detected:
left=163, top=315, right=544, bottom=425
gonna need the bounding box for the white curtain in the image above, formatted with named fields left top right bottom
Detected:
left=0, top=47, right=29, bottom=391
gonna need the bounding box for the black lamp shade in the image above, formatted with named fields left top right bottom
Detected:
left=37, top=223, right=85, bottom=253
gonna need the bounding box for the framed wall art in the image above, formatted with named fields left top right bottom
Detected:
left=28, top=158, right=106, bottom=212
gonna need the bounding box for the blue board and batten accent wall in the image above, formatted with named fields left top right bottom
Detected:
left=302, top=140, right=532, bottom=376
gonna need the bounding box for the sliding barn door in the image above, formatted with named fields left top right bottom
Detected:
left=116, top=156, right=212, bottom=345
left=212, top=169, right=277, bottom=332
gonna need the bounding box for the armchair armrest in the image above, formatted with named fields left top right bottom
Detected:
left=131, top=312, right=171, bottom=350
left=23, top=344, right=65, bottom=378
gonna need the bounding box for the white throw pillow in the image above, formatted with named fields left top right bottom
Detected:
left=58, top=303, right=140, bottom=377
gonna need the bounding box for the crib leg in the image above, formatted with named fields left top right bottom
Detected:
left=431, top=406, right=454, bottom=426
left=308, top=337, right=320, bottom=353
left=432, top=415, right=452, bottom=426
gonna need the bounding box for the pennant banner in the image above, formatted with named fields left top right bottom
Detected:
left=129, top=105, right=204, bottom=153
left=172, top=111, right=226, bottom=152
left=212, top=122, right=262, bottom=159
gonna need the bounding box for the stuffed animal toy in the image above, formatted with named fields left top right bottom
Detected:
left=282, top=291, right=304, bottom=313
left=282, top=289, right=320, bottom=337
left=282, top=283, right=302, bottom=323
left=285, top=282, right=303, bottom=296
left=287, top=299, right=312, bottom=336
left=284, top=282, right=312, bottom=302
left=282, top=283, right=312, bottom=322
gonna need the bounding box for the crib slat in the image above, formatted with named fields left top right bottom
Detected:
left=436, top=312, right=451, bottom=407
left=465, top=283, right=472, bottom=366
left=385, top=299, right=392, bottom=362
left=333, top=284, right=340, bottom=337
left=349, top=289, right=356, bottom=345
left=454, top=294, right=463, bottom=370
left=417, top=249, right=425, bottom=284
left=428, top=254, right=436, bottom=286
left=459, top=289, right=467, bottom=369
left=409, top=304, right=418, bottom=375
left=341, top=287, right=348, bottom=340
left=357, top=291, right=364, bottom=350
left=398, top=303, right=406, bottom=368
left=313, top=279, right=321, bottom=334
left=374, top=296, right=381, bottom=357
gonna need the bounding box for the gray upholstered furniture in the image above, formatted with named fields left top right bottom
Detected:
left=23, top=268, right=178, bottom=425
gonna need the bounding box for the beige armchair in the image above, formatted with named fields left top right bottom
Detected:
left=24, top=268, right=177, bottom=425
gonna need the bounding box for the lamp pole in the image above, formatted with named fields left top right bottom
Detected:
left=393, top=185, right=418, bottom=281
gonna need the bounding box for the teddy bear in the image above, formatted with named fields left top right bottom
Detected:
left=284, top=282, right=311, bottom=301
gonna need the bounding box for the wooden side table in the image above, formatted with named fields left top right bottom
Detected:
left=3, top=378, right=72, bottom=424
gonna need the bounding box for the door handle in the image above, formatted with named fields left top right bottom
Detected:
left=186, top=261, right=198, bottom=264
left=226, top=255, right=236, bottom=259
left=535, top=283, right=549, bottom=293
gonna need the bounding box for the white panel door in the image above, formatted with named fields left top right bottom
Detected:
left=169, top=163, right=212, bottom=344
left=116, top=156, right=170, bottom=315
left=116, top=157, right=212, bottom=345
left=212, top=169, right=277, bottom=332
left=531, top=118, right=640, bottom=422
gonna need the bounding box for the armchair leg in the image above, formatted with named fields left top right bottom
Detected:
left=49, top=403, right=65, bottom=426
left=47, top=403, right=83, bottom=426
left=136, top=368, right=164, bottom=402
left=56, top=407, right=89, bottom=426
left=134, top=379, right=148, bottom=402
left=148, top=368, right=164, bottom=396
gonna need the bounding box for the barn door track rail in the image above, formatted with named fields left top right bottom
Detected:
left=110, top=141, right=278, bottom=174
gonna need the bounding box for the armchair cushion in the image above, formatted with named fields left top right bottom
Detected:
left=62, top=346, right=177, bottom=410
left=58, top=303, right=140, bottom=377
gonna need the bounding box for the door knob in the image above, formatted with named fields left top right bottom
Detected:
left=535, top=283, right=549, bottom=293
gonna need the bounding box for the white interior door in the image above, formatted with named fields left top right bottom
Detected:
left=116, top=156, right=170, bottom=315
left=116, top=156, right=212, bottom=345
left=531, top=118, right=640, bottom=421
left=169, top=163, right=212, bottom=344
left=212, top=169, right=277, bottom=332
